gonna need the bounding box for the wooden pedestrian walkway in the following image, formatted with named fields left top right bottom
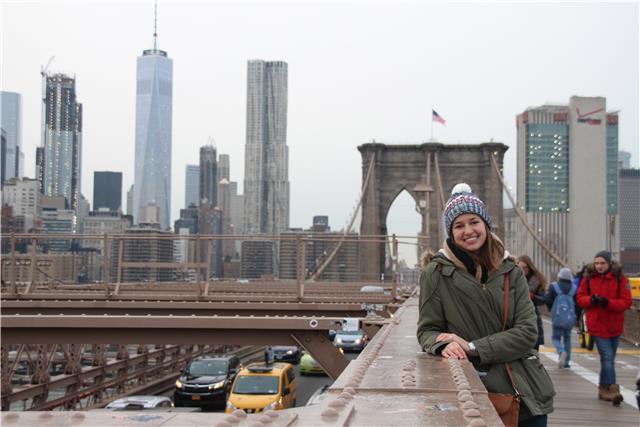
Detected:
left=539, top=318, right=639, bottom=426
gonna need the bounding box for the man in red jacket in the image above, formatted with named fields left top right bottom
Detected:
left=577, top=250, right=632, bottom=406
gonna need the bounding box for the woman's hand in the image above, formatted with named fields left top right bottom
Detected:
left=436, top=333, right=470, bottom=352
left=441, top=341, right=468, bottom=360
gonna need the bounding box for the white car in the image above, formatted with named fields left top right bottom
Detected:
left=105, top=396, right=174, bottom=410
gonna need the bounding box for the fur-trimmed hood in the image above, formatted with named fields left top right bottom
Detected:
left=585, top=260, right=623, bottom=277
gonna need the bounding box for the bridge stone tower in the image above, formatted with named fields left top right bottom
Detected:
left=358, top=142, right=508, bottom=281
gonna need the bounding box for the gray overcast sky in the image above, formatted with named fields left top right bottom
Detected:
left=2, top=1, right=638, bottom=265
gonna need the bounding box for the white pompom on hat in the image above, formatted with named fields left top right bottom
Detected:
left=443, top=183, right=492, bottom=237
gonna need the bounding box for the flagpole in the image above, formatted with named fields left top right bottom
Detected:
left=430, top=108, right=433, bottom=142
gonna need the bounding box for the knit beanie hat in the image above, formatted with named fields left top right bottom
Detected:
left=443, top=183, right=492, bottom=237
left=557, top=267, right=573, bottom=282
left=594, top=250, right=612, bottom=264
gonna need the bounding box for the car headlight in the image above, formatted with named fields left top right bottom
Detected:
left=264, top=400, right=279, bottom=411
left=286, top=350, right=293, bottom=355
left=209, top=380, right=225, bottom=390
left=175, top=379, right=184, bottom=389
left=335, top=338, right=342, bottom=344
left=354, top=339, right=362, bottom=344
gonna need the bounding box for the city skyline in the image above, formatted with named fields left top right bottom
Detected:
left=2, top=2, right=638, bottom=263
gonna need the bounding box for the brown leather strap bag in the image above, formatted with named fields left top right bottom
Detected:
left=487, top=272, right=520, bottom=427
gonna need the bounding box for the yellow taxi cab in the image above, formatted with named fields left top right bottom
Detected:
left=225, top=362, right=297, bottom=414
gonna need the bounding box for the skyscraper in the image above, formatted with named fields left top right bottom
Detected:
left=243, top=60, right=289, bottom=235
left=93, top=171, right=122, bottom=211
left=218, top=153, right=230, bottom=182
left=184, top=164, right=199, bottom=208
left=41, top=74, right=83, bottom=219
left=0, top=91, right=22, bottom=182
left=516, top=96, right=619, bottom=275
left=133, top=15, right=173, bottom=230
left=199, top=143, right=217, bottom=207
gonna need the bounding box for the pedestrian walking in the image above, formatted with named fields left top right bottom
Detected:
left=545, top=267, right=577, bottom=368
left=517, top=255, right=547, bottom=351
left=417, top=183, right=555, bottom=427
left=576, top=250, right=632, bottom=406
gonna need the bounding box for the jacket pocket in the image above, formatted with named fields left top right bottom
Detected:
left=515, top=355, right=555, bottom=403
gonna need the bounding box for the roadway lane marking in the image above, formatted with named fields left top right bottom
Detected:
left=540, top=352, right=638, bottom=409
left=538, top=346, right=640, bottom=356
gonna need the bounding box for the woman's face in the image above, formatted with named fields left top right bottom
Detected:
left=517, top=261, right=530, bottom=275
left=594, top=256, right=609, bottom=274
left=451, top=213, right=487, bottom=253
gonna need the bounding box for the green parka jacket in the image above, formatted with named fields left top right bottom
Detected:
left=417, top=252, right=555, bottom=418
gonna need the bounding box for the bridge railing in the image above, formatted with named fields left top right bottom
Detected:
left=0, top=232, right=423, bottom=298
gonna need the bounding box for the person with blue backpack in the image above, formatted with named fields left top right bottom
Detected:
left=545, top=267, right=578, bottom=369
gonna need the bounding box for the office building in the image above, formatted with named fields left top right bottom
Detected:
left=516, top=96, right=619, bottom=276
left=185, top=164, right=199, bottom=208
left=111, top=227, right=175, bottom=282
left=133, top=28, right=173, bottom=229
left=2, top=177, right=41, bottom=218
left=40, top=73, right=83, bottom=219
left=126, top=185, right=134, bottom=216
left=93, top=171, right=122, bottom=211
left=218, top=154, right=230, bottom=182
left=618, top=151, right=632, bottom=169
left=240, top=240, right=275, bottom=279
left=243, top=60, right=289, bottom=235
left=1, top=129, right=6, bottom=186
left=619, top=168, right=640, bottom=273
left=1, top=91, right=23, bottom=182
left=199, top=143, right=217, bottom=207
left=198, top=205, right=223, bottom=278
left=174, top=204, right=199, bottom=235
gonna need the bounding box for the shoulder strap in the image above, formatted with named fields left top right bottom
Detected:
left=501, top=272, right=519, bottom=397
left=501, top=272, right=510, bottom=331
left=552, top=282, right=562, bottom=295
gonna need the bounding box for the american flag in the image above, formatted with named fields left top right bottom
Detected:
left=432, top=110, right=446, bottom=125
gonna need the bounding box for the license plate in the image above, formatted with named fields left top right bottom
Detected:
left=191, top=395, right=201, bottom=401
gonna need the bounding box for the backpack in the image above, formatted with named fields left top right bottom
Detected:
left=551, top=282, right=577, bottom=329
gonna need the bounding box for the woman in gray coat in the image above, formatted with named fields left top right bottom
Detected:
left=417, top=183, right=555, bottom=427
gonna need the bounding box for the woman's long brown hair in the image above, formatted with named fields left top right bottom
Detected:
left=516, top=254, right=547, bottom=290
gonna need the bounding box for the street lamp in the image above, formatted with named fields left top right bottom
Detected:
left=413, top=174, right=434, bottom=259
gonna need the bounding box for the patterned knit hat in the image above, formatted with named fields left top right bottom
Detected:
left=443, top=183, right=492, bottom=237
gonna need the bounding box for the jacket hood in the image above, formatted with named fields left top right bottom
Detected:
left=585, top=260, right=623, bottom=277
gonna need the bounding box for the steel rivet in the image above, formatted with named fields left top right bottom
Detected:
left=461, top=401, right=479, bottom=409
left=464, top=408, right=481, bottom=417
left=467, top=419, right=487, bottom=427
left=321, top=407, right=340, bottom=418
left=328, top=399, right=345, bottom=409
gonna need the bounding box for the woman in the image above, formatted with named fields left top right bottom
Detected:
left=417, top=183, right=555, bottom=427
left=577, top=250, right=632, bottom=406
left=517, top=255, right=547, bottom=351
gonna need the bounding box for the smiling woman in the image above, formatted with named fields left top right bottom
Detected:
left=417, top=183, right=555, bottom=427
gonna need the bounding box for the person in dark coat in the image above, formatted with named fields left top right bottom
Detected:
left=577, top=250, right=632, bottom=406
left=418, top=183, right=554, bottom=427
left=545, top=267, right=578, bottom=369
left=517, top=255, right=547, bottom=351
